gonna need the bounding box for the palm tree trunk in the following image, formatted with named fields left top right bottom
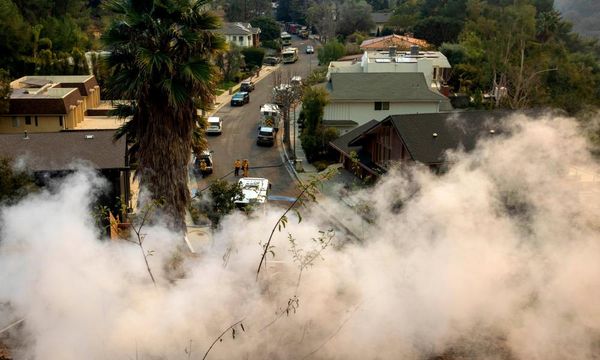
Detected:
left=137, top=96, right=194, bottom=233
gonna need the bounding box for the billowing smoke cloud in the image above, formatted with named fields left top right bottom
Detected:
left=1, top=113, right=600, bottom=359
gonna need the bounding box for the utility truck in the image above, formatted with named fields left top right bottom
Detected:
left=234, top=177, right=270, bottom=208
left=257, top=103, right=281, bottom=146
left=282, top=47, right=298, bottom=63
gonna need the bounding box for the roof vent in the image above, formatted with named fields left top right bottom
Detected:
left=489, top=129, right=496, bottom=134
left=84, top=134, right=94, bottom=139
left=432, top=132, right=438, bottom=138
left=23, top=130, right=29, bottom=140
left=410, top=45, right=420, bottom=56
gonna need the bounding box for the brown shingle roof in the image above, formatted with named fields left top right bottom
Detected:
left=0, top=130, right=127, bottom=171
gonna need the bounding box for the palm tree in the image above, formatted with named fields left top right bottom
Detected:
left=103, top=0, right=225, bottom=232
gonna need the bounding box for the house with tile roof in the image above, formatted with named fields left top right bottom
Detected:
left=360, top=34, right=431, bottom=51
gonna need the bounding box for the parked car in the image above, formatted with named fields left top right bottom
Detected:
left=240, top=80, right=255, bottom=92
left=206, top=116, right=222, bottom=135
left=264, top=56, right=281, bottom=66
left=231, top=92, right=250, bottom=106
left=305, top=45, right=314, bottom=54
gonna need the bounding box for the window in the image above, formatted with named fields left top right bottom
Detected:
left=238, top=36, right=244, bottom=43
left=12, top=117, right=19, bottom=128
left=374, top=102, right=390, bottom=111
left=25, top=116, right=31, bottom=125
left=35, top=116, right=38, bottom=126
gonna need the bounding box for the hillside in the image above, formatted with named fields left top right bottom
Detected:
left=555, top=0, right=600, bottom=39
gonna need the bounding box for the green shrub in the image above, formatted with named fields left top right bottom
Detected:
left=241, top=47, right=266, bottom=69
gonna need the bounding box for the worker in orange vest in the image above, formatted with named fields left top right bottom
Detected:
left=234, top=159, right=241, bottom=176
left=242, top=159, right=250, bottom=177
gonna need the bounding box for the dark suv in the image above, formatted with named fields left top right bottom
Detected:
left=231, top=92, right=250, bottom=106
left=240, top=80, right=255, bottom=92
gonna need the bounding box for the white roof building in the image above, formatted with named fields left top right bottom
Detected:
left=327, top=47, right=451, bottom=91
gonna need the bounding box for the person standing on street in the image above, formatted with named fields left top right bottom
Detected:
left=234, top=159, right=241, bottom=176
left=242, top=159, right=249, bottom=177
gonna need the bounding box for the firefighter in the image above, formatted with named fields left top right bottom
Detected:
left=242, top=159, right=250, bottom=177
left=234, top=159, right=241, bottom=176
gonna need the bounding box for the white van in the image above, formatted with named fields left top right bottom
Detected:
left=206, top=116, right=222, bottom=135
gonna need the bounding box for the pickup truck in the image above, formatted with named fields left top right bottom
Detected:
left=257, top=126, right=276, bottom=146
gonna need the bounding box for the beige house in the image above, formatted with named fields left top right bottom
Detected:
left=1, top=75, right=103, bottom=134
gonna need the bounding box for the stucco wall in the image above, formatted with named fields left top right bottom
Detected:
left=0, top=115, right=64, bottom=133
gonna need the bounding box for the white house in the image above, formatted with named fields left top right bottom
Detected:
left=219, top=22, right=261, bottom=48
left=322, top=72, right=451, bottom=133
left=321, top=46, right=453, bottom=133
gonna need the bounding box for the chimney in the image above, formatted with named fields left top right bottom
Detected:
left=410, top=45, right=420, bottom=56
left=389, top=46, right=397, bottom=58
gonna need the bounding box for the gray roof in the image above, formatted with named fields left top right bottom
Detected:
left=354, top=111, right=514, bottom=164
left=0, top=130, right=127, bottom=171
left=327, top=73, right=448, bottom=102
left=220, top=22, right=260, bottom=35
left=330, top=119, right=379, bottom=156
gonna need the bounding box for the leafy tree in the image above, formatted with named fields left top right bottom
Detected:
left=317, top=39, right=345, bottom=65
left=241, top=46, right=266, bottom=69
left=224, top=0, right=270, bottom=22
left=250, top=16, right=280, bottom=41
left=337, top=0, right=375, bottom=37
left=299, top=87, right=336, bottom=162
left=412, top=16, right=463, bottom=46
left=307, top=1, right=336, bottom=42
left=203, top=179, right=243, bottom=228
left=277, top=0, right=306, bottom=23
left=0, top=157, right=37, bottom=204
left=104, top=0, right=226, bottom=233
left=0, top=69, right=11, bottom=114
left=0, top=0, right=30, bottom=72
left=301, top=86, right=329, bottom=135
left=217, top=43, right=245, bottom=82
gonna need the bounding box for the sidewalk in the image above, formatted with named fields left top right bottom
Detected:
left=283, top=108, right=367, bottom=240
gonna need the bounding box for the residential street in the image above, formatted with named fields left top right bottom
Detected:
left=194, top=36, right=319, bottom=203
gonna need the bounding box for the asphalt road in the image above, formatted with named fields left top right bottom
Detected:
left=195, top=36, right=319, bottom=203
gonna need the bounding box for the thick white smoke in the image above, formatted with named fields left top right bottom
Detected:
left=1, top=113, right=600, bottom=359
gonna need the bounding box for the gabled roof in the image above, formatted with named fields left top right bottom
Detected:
left=220, top=22, right=260, bottom=36
left=326, top=72, right=448, bottom=102
left=0, top=130, right=127, bottom=171
left=330, top=119, right=379, bottom=156
left=351, top=111, right=513, bottom=164
left=360, top=34, right=430, bottom=50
